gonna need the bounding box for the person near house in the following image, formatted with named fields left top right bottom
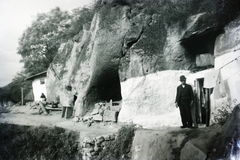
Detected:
left=61, top=87, right=74, bottom=118
left=39, top=93, right=49, bottom=115
left=175, top=75, right=194, bottom=128
left=40, top=93, right=46, bottom=101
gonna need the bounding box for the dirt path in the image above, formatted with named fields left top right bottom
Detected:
left=0, top=105, right=121, bottom=137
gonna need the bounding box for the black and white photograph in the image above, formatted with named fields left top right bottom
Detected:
left=0, top=0, right=240, bottom=159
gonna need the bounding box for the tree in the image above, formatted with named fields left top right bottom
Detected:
left=1, top=6, right=94, bottom=104
left=17, top=7, right=95, bottom=76
left=0, top=70, right=32, bottom=104
left=17, top=7, right=72, bottom=75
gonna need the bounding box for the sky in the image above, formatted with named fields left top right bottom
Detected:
left=0, top=0, right=93, bottom=87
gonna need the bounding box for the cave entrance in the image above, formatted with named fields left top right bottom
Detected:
left=85, top=67, right=122, bottom=113
left=195, top=78, right=212, bottom=127
left=180, top=27, right=224, bottom=71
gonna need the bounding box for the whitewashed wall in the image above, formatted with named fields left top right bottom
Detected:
left=32, top=78, right=47, bottom=101
left=118, top=70, right=190, bottom=128
left=209, top=16, right=240, bottom=124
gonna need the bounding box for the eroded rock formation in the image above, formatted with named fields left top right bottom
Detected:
left=46, top=0, right=240, bottom=118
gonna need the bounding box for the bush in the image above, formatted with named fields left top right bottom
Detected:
left=214, top=101, right=232, bottom=125
left=0, top=124, right=81, bottom=160
left=99, top=124, right=136, bottom=160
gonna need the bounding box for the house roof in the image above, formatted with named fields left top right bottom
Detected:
left=25, top=71, right=47, bottom=81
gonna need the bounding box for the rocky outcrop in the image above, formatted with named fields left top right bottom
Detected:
left=46, top=1, right=240, bottom=118
left=131, top=125, right=221, bottom=160
left=131, top=104, right=240, bottom=159
left=208, top=104, right=240, bottom=159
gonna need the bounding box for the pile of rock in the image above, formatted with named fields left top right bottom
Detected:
left=81, top=134, right=116, bottom=160
left=75, top=100, right=122, bottom=126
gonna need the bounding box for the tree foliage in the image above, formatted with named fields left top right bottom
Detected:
left=0, top=70, right=32, bottom=104
left=17, top=7, right=71, bottom=75
left=0, top=6, right=95, bottom=104
left=17, top=7, right=94, bottom=76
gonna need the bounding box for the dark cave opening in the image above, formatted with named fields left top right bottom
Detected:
left=180, top=27, right=224, bottom=71
left=85, top=67, right=122, bottom=106
left=180, top=27, right=224, bottom=56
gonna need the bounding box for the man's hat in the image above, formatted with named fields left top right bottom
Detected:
left=180, top=75, right=186, bottom=81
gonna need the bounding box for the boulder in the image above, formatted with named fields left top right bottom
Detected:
left=180, top=141, right=207, bottom=160
left=209, top=104, right=240, bottom=159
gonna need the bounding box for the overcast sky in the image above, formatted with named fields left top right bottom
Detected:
left=0, top=0, right=93, bottom=87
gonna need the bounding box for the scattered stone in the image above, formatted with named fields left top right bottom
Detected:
left=103, top=110, right=117, bottom=122
left=95, top=136, right=104, bottom=144
left=82, top=117, right=90, bottom=122
left=99, top=108, right=104, bottom=116
left=101, top=141, right=106, bottom=147
left=94, top=146, right=100, bottom=152
left=91, top=108, right=99, bottom=115
left=86, top=152, right=92, bottom=158
left=110, top=134, right=116, bottom=140
left=92, top=114, right=103, bottom=121
left=103, top=135, right=111, bottom=141
left=83, top=147, right=94, bottom=153
left=82, top=143, right=93, bottom=148
left=83, top=137, right=94, bottom=144
left=82, top=155, right=89, bottom=160
left=73, top=116, right=80, bottom=122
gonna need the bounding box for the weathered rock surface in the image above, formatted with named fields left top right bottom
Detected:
left=131, top=104, right=240, bottom=160
left=214, top=16, right=240, bottom=57
left=45, top=1, right=240, bottom=118
left=208, top=104, right=240, bottom=159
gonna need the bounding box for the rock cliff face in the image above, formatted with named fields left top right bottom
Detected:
left=131, top=104, right=240, bottom=160
left=46, top=0, right=240, bottom=118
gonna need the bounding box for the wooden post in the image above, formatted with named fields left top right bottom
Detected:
left=21, top=87, right=23, bottom=106
left=196, top=80, right=202, bottom=123
left=205, top=89, right=210, bottom=127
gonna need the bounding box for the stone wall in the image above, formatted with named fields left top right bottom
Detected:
left=81, top=134, right=116, bottom=160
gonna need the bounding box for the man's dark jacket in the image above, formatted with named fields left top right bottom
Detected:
left=175, top=84, right=194, bottom=104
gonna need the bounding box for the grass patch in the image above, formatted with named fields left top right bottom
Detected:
left=0, top=124, right=80, bottom=160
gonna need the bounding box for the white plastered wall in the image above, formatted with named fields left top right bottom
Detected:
left=32, top=78, right=47, bottom=101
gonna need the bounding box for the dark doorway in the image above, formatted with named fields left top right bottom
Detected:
left=195, top=78, right=212, bottom=126
left=73, top=95, right=77, bottom=106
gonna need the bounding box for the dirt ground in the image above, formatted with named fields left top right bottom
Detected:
left=0, top=105, right=122, bottom=138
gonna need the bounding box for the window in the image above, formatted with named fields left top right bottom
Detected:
left=40, top=78, right=45, bottom=85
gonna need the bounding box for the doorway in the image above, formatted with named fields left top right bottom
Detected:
left=195, top=78, right=212, bottom=127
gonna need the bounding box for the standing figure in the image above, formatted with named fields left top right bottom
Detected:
left=61, top=88, right=74, bottom=119
left=175, top=75, right=194, bottom=128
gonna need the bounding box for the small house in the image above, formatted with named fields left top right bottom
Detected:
left=25, top=71, right=47, bottom=101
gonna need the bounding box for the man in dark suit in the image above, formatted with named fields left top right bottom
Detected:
left=175, top=75, right=194, bottom=128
